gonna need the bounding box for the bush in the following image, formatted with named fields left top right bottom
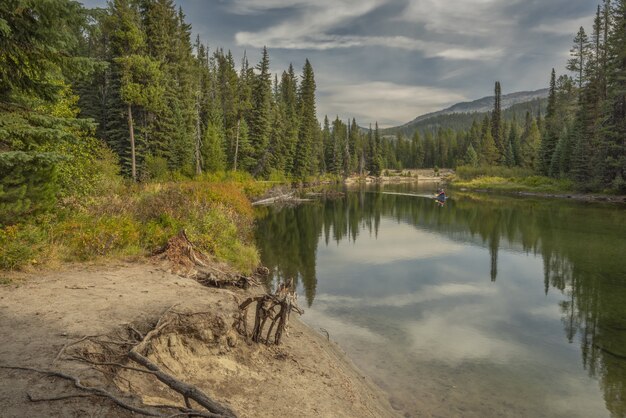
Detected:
left=0, top=224, right=47, bottom=270
left=60, top=215, right=142, bottom=261
left=455, top=165, right=535, bottom=181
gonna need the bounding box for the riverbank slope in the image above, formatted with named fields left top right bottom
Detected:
left=0, top=261, right=397, bottom=417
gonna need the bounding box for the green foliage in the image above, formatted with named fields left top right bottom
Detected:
left=0, top=224, right=47, bottom=270
left=142, top=154, right=170, bottom=181
left=2, top=180, right=260, bottom=273
left=0, top=0, right=86, bottom=102
left=455, top=165, right=535, bottom=181
left=453, top=174, right=574, bottom=193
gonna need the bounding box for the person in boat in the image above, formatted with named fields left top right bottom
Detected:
left=435, top=188, right=446, bottom=202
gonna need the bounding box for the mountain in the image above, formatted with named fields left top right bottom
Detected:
left=382, top=88, right=549, bottom=138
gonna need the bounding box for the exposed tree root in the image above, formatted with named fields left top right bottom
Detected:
left=3, top=306, right=238, bottom=418
left=236, top=279, right=303, bottom=346
left=0, top=365, right=162, bottom=416
left=154, top=230, right=261, bottom=289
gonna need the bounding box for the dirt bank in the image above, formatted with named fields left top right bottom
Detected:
left=0, top=262, right=397, bottom=417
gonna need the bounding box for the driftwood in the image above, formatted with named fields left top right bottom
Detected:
left=235, top=279, right=303, bottom=345
left=251, top=192, right=295, bottom=206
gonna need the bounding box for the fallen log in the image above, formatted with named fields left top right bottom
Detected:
left=251, top=192, right=296, bottom=206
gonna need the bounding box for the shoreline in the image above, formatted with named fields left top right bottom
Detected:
left=0, top=261, right=397, bottom=417
left=451, top=186, right=626, bottom=204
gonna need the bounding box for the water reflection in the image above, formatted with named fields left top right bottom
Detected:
left=255, top=186, right=626, bottom=417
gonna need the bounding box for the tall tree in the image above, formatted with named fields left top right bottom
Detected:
left=567, top=27, right=591, bottom=90
left=248, top=46, right=272, bottom=175
left=540, top=69, right=559, bottom=175
left=491, top=81, right=503, bottom=160
left=293, top=59, right=319, bottom=179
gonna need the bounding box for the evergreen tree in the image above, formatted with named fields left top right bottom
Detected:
left=567, top=27, right=591, bottom=90
left=491, top=81, right=503, bottom=160
left=248, top=47, right=272, bottom=175
left=601, top=0, right=626, bottom=191
left=464, top=144, right=479, bottom=167
left=540, top=69, right=559, bottom=175
left=0, top=0, right=98, bottom=223
left=293, top=59, right=318, bottom=179
left=369, top=122, right=382, bottom=176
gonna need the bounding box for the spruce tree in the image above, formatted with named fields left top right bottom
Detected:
left=248, top=47, right=272, bottom=175
left=567, top=27, right=591, bottom=90
left=293, top=59, right=318, bottom=179
left=601, top=0, right=626, bottom=191
left=540, top=69, right=559, bottom=175
left=0, top=0, right=97, bottom=223
left=491, top=81, right=503, bottom=161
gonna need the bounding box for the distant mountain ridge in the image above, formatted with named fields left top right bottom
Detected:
left=382, top=88, right=549, bottom=137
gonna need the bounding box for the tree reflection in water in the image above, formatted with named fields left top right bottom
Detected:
left=255, top=188, right=626, bottom=416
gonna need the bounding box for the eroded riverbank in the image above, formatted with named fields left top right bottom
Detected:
left=0, top=262, right=396, bottom=417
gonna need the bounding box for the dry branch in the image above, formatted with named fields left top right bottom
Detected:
left=128, top=351, right=236, bottom=418
left=0, top=365, right=162, bottom=417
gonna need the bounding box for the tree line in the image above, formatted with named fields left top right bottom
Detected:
left=1, top=0, right=624, bottom=225
left=379, top=1, right=625, bottom=192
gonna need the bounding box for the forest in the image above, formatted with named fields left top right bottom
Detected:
left=1, top=0, right=626, bottom=229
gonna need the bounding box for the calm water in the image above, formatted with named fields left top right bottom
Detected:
left=255, top=184, right=626, bottom=418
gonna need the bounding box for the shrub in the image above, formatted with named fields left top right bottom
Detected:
left=0, top=224, right=46, bottom=270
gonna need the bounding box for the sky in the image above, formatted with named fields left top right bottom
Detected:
left=81, top=0, right=597, bottom=127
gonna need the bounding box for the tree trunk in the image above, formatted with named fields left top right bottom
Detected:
left=127, top=103, right=136, bottom=182
left=233, top=118, right=241, bottom=171
left=195, top=99, right=203, bottom=176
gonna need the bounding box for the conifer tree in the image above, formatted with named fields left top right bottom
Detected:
left=293, top=59, right=318, bottom=179
left=567, top=27, right=591, bottom=90
left=491, top=81, right=503, bottom=160
left=249, top=47, right=272, bottom=175
left=540, top=69, right=559, bottom=175
left=0, top=0, right=99, bottom=223
left=464, top=144, right=479, bottom=167
left=601, top=0, right=626, bottom=190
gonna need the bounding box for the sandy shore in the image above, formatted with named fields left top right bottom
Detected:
left=0, top=262, right=397, bottom=417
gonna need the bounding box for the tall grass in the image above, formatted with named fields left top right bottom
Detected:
left=452, top=165, right=574, bottom=193
left=0, top=179, right=263, bottom=273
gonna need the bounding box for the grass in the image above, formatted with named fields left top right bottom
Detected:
left=451, top=165, right=575, bottom=194
left=0, top=175, right=268, bottom=274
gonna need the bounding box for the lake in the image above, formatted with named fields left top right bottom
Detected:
left=255, top=184, right=626, bottom=418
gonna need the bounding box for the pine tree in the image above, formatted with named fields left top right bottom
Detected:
left=464, top=144, right=479, bottom=167
left=293, top=59, right=318, bottom=179
left=520, top=119, right=541, bottom=169
left=567, top=27, right=591, bottom=90
left=0, top=0, right=97, bottom=223
left=540, top=69, right=559, bottom=175
left=601, top=0, right=626, bottom=191
left=491, top=81, right=504, bottom=160
left=248, top=47, right=272, bottom=175
left=369, top=122, right=382, bottom=176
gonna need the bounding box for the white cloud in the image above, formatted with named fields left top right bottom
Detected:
left=316, top=282, right=496, bottom=309
left=318, top=81, right=467, bottom=126
left=232, top=0, right=502, bottom=61
left=405, top=312, right=528, bottom=364
left=532, top=16, right=594, bottom=36
left=401, top=0, right=518, bottom=37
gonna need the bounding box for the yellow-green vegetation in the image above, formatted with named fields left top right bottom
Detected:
left=452, top=165, right=574, bottom=194
left=0, top=176, right=268, bottom=274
